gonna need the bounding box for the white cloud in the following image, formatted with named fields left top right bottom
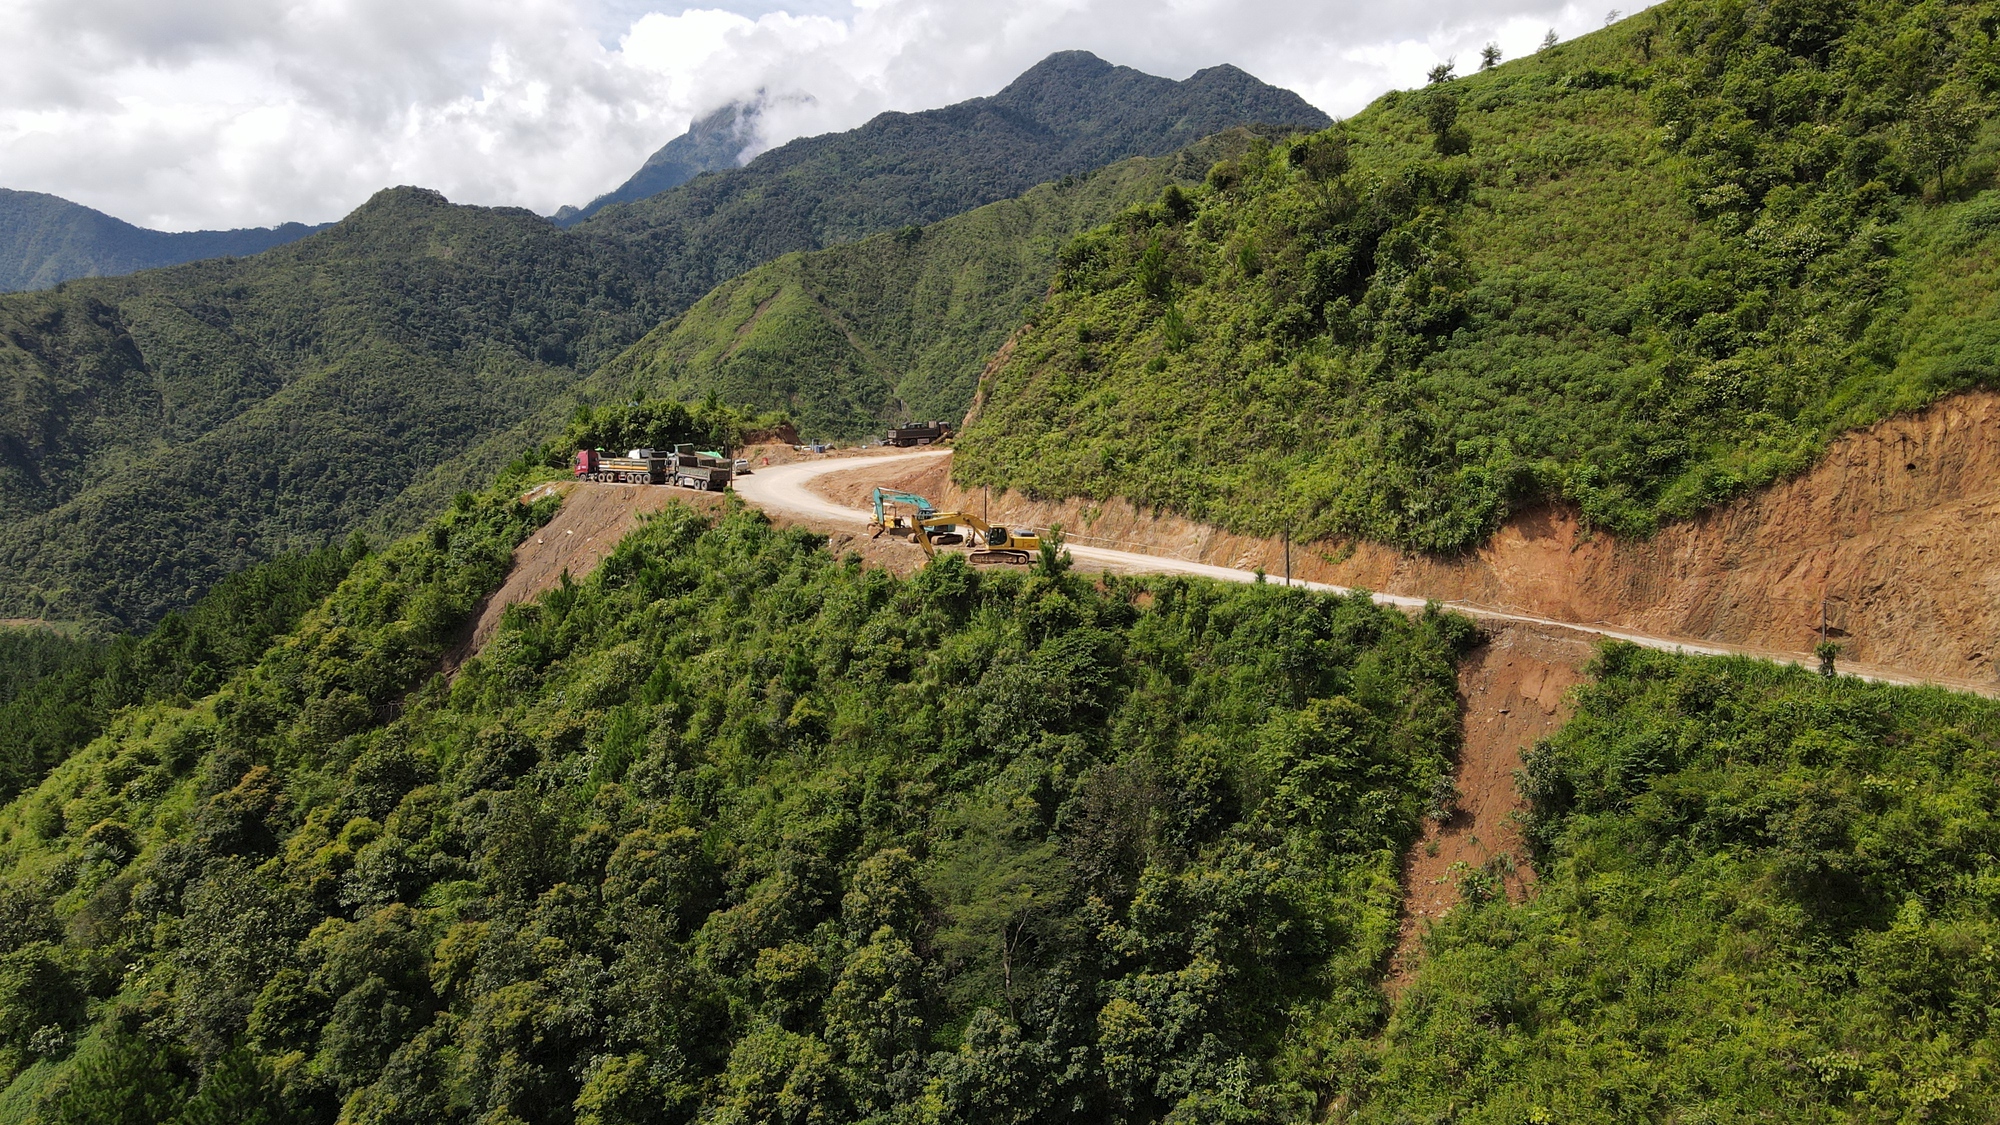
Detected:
left=0, top=0, right=1644, bottom=231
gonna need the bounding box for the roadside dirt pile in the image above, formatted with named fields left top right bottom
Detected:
left=814, top=392, right=2000, bottom=687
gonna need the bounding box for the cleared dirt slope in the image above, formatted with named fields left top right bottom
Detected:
left=816, top=392, right=2000, bottom=688
left=450, top=472, right=937, bottom=669
left=1388, top=623, right=1593, bottom=986
left=448, top=482, right=726, bottom=668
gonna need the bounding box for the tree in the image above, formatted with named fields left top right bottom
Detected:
left=175, top=1047, right=288, bottom=1125
left=1908, top=82, right=1981, bottom=195
left=1423, top=86, right=1470, bottom=156
left=1480, top=43, right=1502, bottom=70
left=1541, top=28, right=1559, bottom=50
left=1425, top=59, right=1456, bottom=85
left=49, top=1022, right=192, bottom=1125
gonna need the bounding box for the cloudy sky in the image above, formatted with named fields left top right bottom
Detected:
left=0, top=0, right=1638, bottom=231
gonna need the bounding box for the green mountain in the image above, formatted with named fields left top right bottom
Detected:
left=591, top=130, right=1280, bottom=438
left=957, top=0, right=2000, bottom=551
left=0, top=190, right=329, bottom=292
left=573, top=51, right=1330, bottom=319
left=0, top=188, right=655, bottom=630
left=0, top=54, right=1323, bottom=631
left=0, top=477, right=1994, bottom=1122
left=553, top=100, right=762, bottom=226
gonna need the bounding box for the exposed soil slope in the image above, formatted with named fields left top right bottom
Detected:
left=1389, top=623, right=1593, bottom=987
left=451, top=471, right=936, bottom=668
left=449, top=482, right=724, bottom=667
left=819, top=392, right=2000, bottom=688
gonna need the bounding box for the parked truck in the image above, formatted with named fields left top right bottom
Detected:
left=574, top=449, right=666, bottom=484
left=885, top=420, right=951, bottom=447
left=573, top=444, right=734, bottom=491
left=664, top=444, right=734, bottom=491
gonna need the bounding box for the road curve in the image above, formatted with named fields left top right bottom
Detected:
left=733, top=449, right=1984, bottom=695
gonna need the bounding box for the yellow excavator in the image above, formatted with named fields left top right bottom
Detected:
left=869, top=488, right=1041, bottom=564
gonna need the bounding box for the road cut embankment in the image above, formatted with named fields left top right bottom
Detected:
left=805, top=392, right=2000, bottom=693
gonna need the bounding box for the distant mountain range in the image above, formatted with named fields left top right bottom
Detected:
left=0, top=50, right=1328, bottom=629
left=573, top=51, right=1331, bottom=318
left=0, top=190, right=329, bottom=292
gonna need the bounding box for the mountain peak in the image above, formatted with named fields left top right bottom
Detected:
left=555, top=99, right=763, bottom=226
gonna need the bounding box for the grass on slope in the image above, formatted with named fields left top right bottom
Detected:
left=1361, top=644, right=2000, bottom=1122
left=959, top=0, right=2000, bottom=551
left=591, top=131, right=1282, bottom=438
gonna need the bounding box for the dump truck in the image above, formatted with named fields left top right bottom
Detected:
left=886, top=420, right=951, bottom=446
left=664, top=443, right=734, bottom=491
left=574, top=448, right=666, bottom=484
left=573, top=445, right=734, bottom=490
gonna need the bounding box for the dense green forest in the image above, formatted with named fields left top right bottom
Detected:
left=591, top=131, right=1280, bottom=438
left=960, top=0, right=2000, bottom=549
left=0, top=540, right=367, bottom=802
left=2, top=476, right=1998, bottom=1121
left=0, top=54, right=1318, bottom=631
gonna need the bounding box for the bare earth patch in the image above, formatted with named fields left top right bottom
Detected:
left=1386, top=622, right=1594, bottom=990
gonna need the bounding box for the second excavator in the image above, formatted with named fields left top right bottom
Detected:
left=869, top=488, right=1042, bottom=565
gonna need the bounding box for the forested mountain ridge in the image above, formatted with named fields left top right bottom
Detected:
left=0, top=187, right=655, bottom=630
left=958, top=0, right=2000, bottom=554
left=0, top=54, right=1323, bottom=631
left=0, top=478, right=1482, bottom=1124
left=571, top=51, right=1330, bottom=320
left=0, top=190, right=328, bottom=293
left=588, top=129, right=1284, bottom=438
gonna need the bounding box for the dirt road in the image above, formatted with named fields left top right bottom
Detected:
left=735, top=448, right=1981, bottom=694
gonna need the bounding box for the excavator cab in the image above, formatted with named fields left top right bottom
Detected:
left=972, top=524, right=1040, bottom=564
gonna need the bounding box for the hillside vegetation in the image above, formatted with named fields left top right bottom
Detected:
left=0, top=190, right=328, bottom=293
left=0, top=53, right=1319, bottom=630
left=1, top=475, right=1998, bottom=1121
left=0, top=489, right=1474, bottom=1123
left=0, top=541, right=367, bottom=801
left=959, top=0, right=2000, bottom=551
left=592, top=131, right=1280, bottom=438
left=0, top=189, right=649, bottom=630
left=1364, top=644, right=2000, bottom=1121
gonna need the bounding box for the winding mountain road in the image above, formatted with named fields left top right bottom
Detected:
left=733, top=448, right=1982, bottom=695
